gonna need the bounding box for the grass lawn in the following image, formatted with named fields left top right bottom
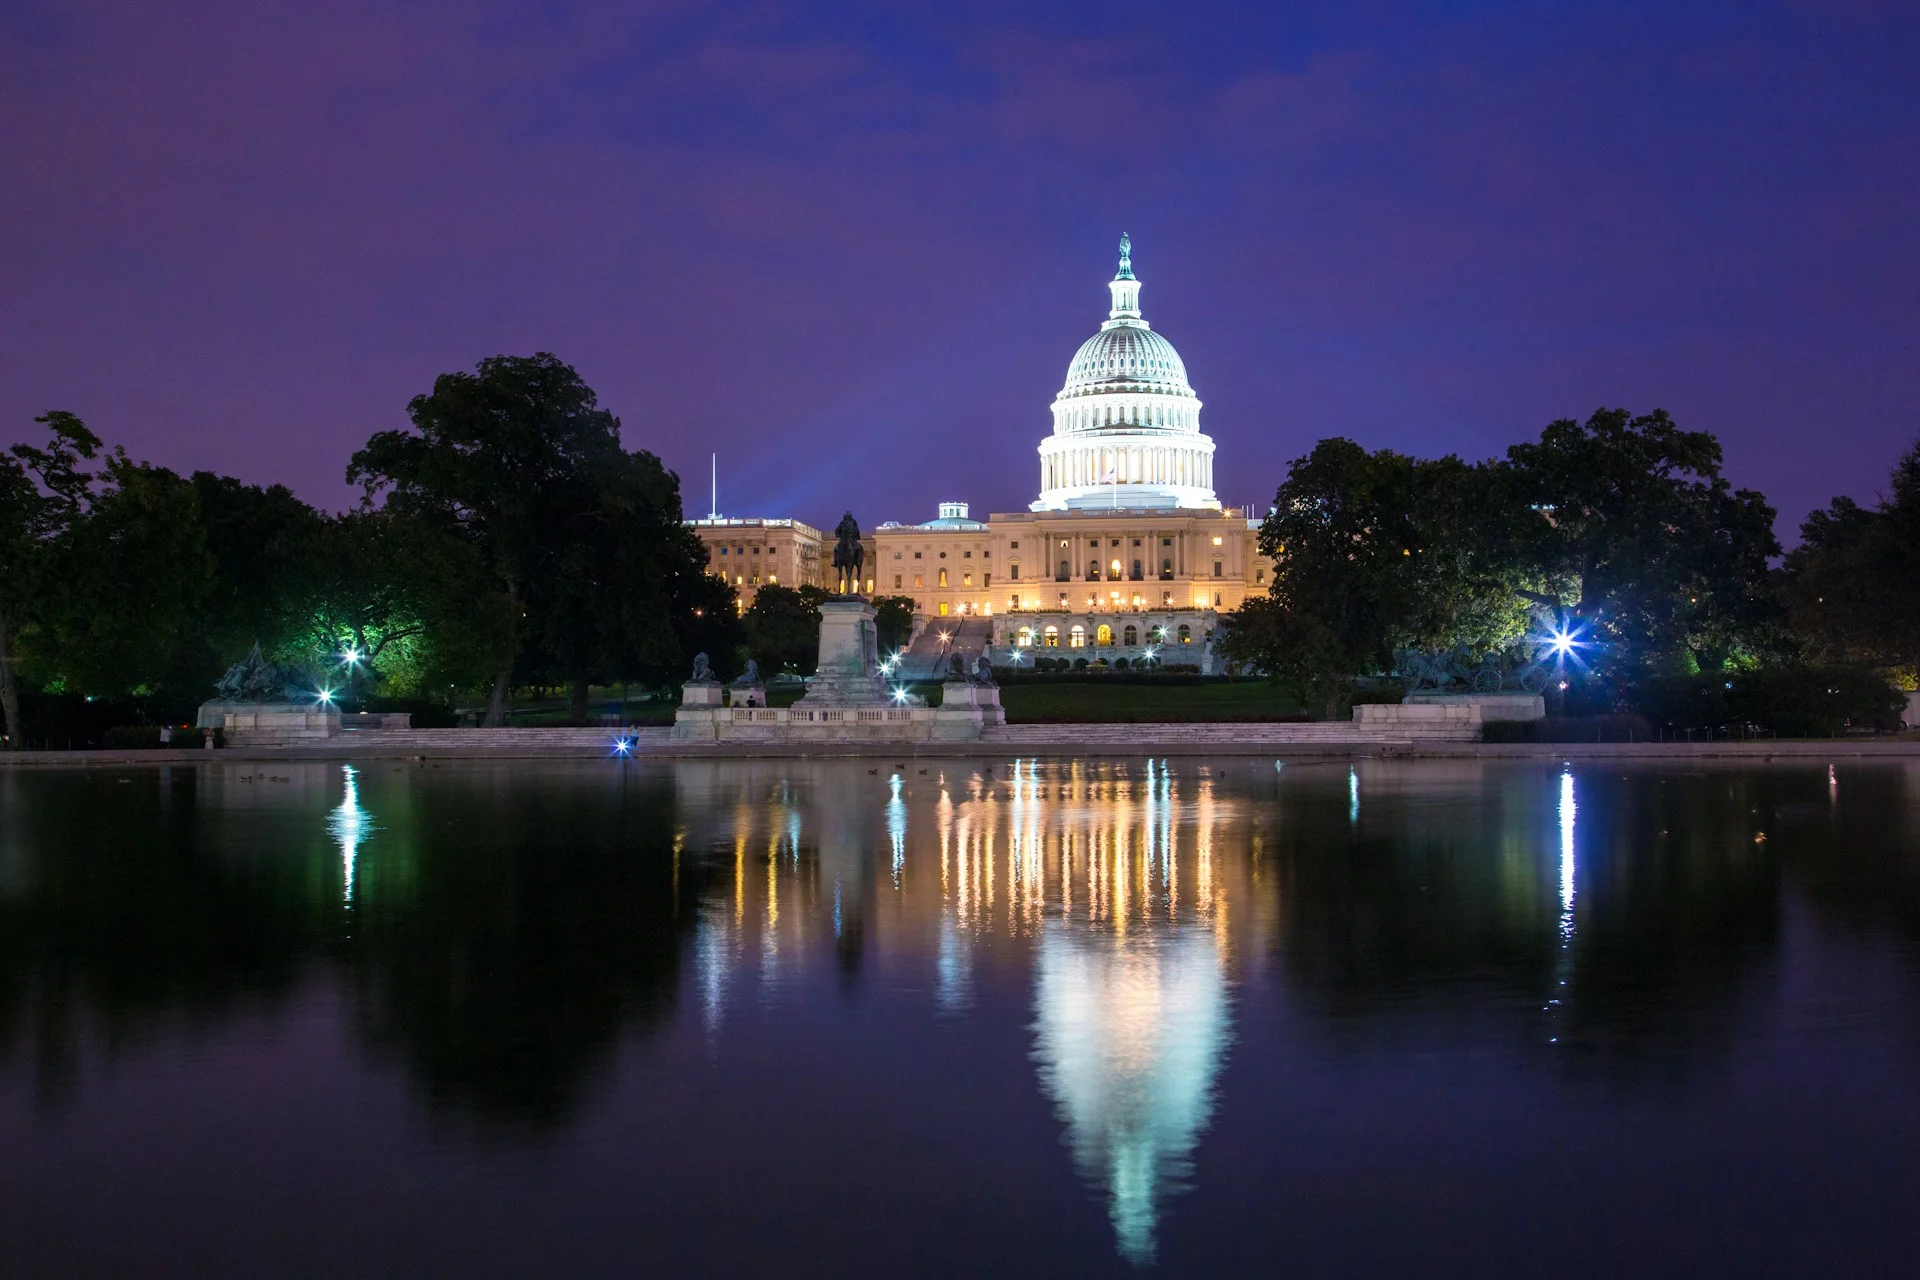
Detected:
left=996, top=680, right=1314, bottom=723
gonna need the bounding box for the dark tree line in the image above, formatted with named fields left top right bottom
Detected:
left=1, top=354, right=743, bottom=745
left=1221, top=408, right=1912, bottom=725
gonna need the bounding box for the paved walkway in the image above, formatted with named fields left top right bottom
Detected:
left=3, top=725, right=1916, bottom=765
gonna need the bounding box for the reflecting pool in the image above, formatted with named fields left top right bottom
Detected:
left=2, top=757, right=1919, bottom=1276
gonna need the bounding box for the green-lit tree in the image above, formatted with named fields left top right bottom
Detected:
left=2, top=413, right=106, bottom=744
left=349, top=353, right=714, bottom=725
left=7, top=414, right=224, bottom=707
left=1242, top=439, right=1535, bottom=718
left=1504, top=409, right=1780, bottom=675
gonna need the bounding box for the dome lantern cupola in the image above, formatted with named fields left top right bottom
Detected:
left=1107, top=232, right=1142, bottom=322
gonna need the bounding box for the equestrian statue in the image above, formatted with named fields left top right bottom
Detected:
left=831, top=511, right=865, bottom=597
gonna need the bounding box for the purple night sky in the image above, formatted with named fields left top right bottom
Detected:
left=3, top=1, right=1915, bottom=538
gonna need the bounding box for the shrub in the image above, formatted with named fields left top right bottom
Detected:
left=101, top=725, right=219, bottom=749
left=1633, top=666, right=1904, bottom=737
left=364, top=695, right=458, bottom=728
left=1482, top=715, right=1654, bottom=744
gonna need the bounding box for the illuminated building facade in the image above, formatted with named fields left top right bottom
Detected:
left=691, top=239, right=1271, bottom=658
left=687, top=516, right=861, bottom=610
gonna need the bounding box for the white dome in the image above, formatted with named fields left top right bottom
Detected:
left=1032, top=236, right=1219, bottom=512
left=1060, top=325, right=1195, bottom=404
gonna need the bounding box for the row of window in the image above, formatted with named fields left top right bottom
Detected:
left=1014, top=623, right=1194, bottom=648
left=916, top=590, right=1229, bottom=614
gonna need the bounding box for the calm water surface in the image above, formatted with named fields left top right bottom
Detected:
left=2, top=757, right=1918, bottom=1276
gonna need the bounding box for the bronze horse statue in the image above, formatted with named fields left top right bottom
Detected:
left=831, top=511, right=865, bottom=596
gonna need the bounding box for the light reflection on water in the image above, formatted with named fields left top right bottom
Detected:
left=680, top=758, right=1244, bottom=1258
left=4, top=757, right=1920, bottom=1276
left=328, top=763, right=370, bottom=907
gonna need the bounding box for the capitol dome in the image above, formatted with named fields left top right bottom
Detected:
left=1032, top=236, right=1219, bottom=512
left=1060, top=324, right=1195, bottom=401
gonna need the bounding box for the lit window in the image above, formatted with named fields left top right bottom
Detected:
left=914, top=575, right=924, bottom=588
left=1178, top=624, right=1192, bottom=643
left=1212, top=536, right=1223, bottom=546
left=1069, top=625, right=1086, bottom=648
left=938, top=602, right=950, bottom=616
left=939, top=569, right=948, bottom=587
left=962, top=574, right=972, bottom=588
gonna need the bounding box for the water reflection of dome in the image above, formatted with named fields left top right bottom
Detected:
left=1032, top=923, right=1229, bottom=1264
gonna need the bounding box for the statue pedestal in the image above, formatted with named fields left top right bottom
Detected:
left=196, top=700, right=342, bottom=743
left=931, top=680, right=1007, bottom=738
left=1403, top=692, right=1545, bottom=722
left=680, top=681, right=723, bottom=708
left=727, top=682, right=767, bottom=708
left=796, top=600, right=886, bottom=707
left=1354, top=692, right=1544, bottom=739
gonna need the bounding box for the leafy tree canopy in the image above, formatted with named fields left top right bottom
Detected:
left=1781, top=437, right=1920, bottom=681
left=1504, top=408, right=1780, bottom=674
left=741, top=584, right=823, bottom=677
left=349, top=353, right=714, bottom=723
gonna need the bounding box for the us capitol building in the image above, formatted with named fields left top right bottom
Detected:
left=691, top=237, right=1272, bottom=672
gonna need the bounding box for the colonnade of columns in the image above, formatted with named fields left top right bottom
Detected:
left=1053, top=398, right=1197, bottom=432
left=1040, top=442, right=1214, bottom=494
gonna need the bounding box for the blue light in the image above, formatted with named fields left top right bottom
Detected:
left=1535, top=615, right=1588, bottom=663
left=890, top=684, right=909, bottom=704
left=611, top=736, right=633, bottom=756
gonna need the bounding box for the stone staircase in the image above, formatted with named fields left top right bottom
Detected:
left=894, top=616, right=994, bottom=681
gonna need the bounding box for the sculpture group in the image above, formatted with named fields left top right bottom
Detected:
left=1395, top=646, right=1551, bottom=695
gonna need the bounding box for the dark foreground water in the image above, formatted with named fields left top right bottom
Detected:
left=2, top=757, right=1918, bottom=1277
